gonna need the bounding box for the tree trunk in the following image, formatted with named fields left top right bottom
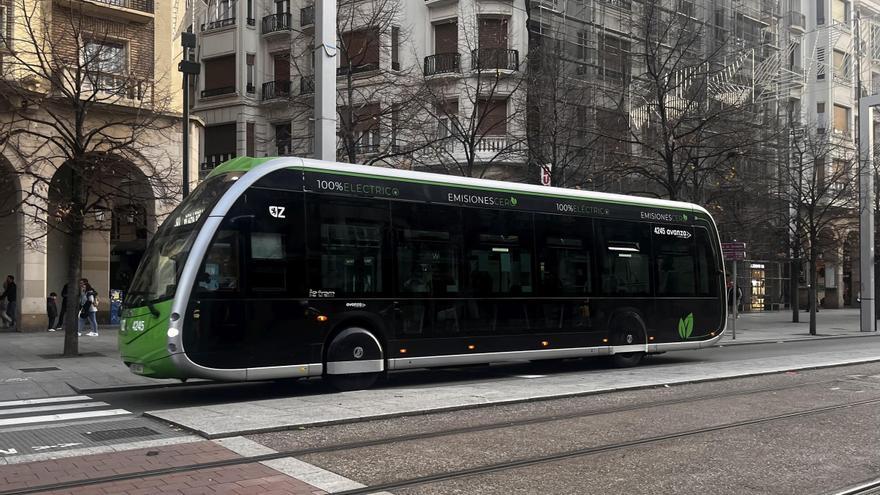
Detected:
left=62, top=226, right=83, bottom=357
left=790, top=257, right=799, bottom=323
left=809, top=251, right=817, bottom=336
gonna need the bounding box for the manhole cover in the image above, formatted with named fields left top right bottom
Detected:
left=83, top=427, right=159, bottom=442
left=18, top=367, right=60, bottom=372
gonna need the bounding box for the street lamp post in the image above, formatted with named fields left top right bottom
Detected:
left=315, top=0, right=336, bottom=160
left=858, top=94, right=880, bottom=332
left=178, top=32, right=200, bottom=198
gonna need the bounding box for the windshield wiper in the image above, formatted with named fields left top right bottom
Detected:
left=147, top=301, right=160, bottom=318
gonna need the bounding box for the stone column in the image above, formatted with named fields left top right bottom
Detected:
left=18, top=182, right=48, bottom=332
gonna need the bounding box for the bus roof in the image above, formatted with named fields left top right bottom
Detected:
left=206, top=156, right=710, bottom=216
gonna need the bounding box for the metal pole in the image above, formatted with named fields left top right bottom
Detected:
left=315, top=0, right=337, bottom=161
left=182, top=71, right=190, bottom=198
left=858, top=95, right=880, bottom=332
left=732, top=261, right=737, bottom=340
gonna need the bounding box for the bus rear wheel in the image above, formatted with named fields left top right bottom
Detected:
left=609, top=313, right=646, bottom=368
left=324, top=327, right=384, bottom=392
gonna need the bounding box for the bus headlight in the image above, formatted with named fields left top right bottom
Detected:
left=167, top=328, right=179, bottom=338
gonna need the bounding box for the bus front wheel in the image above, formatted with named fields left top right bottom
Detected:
left=324, top=327, right=384, bottom=392
left=609, top=313, right=646, bottom=368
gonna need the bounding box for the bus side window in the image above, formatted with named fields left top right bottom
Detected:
left=307, top=195, right=390, bottom=297
left=198, top=229, right=240, bottom=293
left=653, top=225, right=696, bottom=296
left=597, top=221, right=651, bottom=296
left=535, top=215, right=593, bottom=297
left=695, top=227, right=719, bottom=296
left=392, top=203, right=461, bottom=297
left=462, top=209, right=534, bottom=295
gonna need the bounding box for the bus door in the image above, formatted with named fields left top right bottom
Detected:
left=534, top=214, right=597, bottom=346
left=391, top=202, right=464, bottom=346
left=461, top=209, right=535, bottom=345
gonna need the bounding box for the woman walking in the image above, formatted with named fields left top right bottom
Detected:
left=78, top=279, right=99, bottom=337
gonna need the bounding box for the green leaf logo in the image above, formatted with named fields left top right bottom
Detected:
left=510, top=197, right=518, bottom=206
left=678, top=313, right=694, bottom=340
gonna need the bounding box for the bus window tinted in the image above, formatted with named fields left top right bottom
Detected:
left=198, top=229, right=240, bottom=292
left=535, top=215, right=593, bottom=297
left=393, top=203, right=461, bottom=297
left=695, top=227, right=719, bottom=296
left=463, top=210, right=534, bottom=296
left=598, top=221, right=651, bottom=296
left=307, top=195, right=389, bottom=296
left=654, top=225, right=696, bottom=296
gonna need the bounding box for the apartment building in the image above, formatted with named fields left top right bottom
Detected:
left=0, top=0, right=190, bottom=330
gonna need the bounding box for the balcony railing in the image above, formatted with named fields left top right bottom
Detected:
left=424, top=53, right=460, bottom=76
left=471, top=48, right=519, bottom=71
left=201, top=17, right=235, bottom=31
left=91, top=0, right=154, bottom=13
left=201, top=153, right=234, bottom=176
left=475, top=135, right=525, bottom=152
left=262, top=80, right=292, bottom=100
left=201, top=86, right=235, bottom=98
left=337, top=63, right=379, bottom=76
left=300, top=75, right=315, bottom=94
left=262, top=13, right=292, bottom=34
left=81, top=72, right=152, bottom=101
left=787, top=11, right=805, bottom=30
left=246, top=83, right=255, bottom=94
left=355, top=143, right=380, bottom=154
left=301, top=5, right=314, bottom=26
left=247, top=17, right=255, bottom=26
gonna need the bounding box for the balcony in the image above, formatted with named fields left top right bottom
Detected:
left=68, top=0, right=154, bottom=22
left=262, top=13, right=292, bottom=35
left=301, top=5, right=314, bottom=27
left=201, top=17, right=235, bottom=31
left=200, top=153, right=234, bottom=178
left=787, top=11, right=805, bottom=32
left=337, top=63, right=379, bottom=76
left=262, top=80, right=292, bottom=101
left=79, top=72, right=153, bottom=103
left=424, top=53, right=460, bottom=77
left=300, top=76, right=315, bottom=95
left=471, top=48, right=519, bottom=72
left=201, top=86, right=236, bottom=98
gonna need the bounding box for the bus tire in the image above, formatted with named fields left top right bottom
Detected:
left=609, top=312, right=646, bottom=368
left=324, top=327, right=383, bottom=392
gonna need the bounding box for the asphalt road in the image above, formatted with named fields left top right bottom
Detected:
left=90, top=336, right=880, bottom=415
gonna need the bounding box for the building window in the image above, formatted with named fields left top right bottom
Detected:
left=476, top=99, right=507, bottom=136
left=82, top=39, right=127, bottom=75
left=246, top=0, right=253, bottom=23
left=816, top=48, right=825, bottom=80
left=203, top=55, right=236, bottom=96
left=576, top=31, right=588, bottom=60
left=434, top=21, right=457, bottom=54
left=246, top=54, right=255, bottom=93
left=832, top=104, right=850, bottom=134
left=599, top=34, right=629, bottom=82
left=246, top=122, right=255, bottom=156
left=391, top=26, right=400, bottom=70
left=832, top=0, right=848, bottom=23
left=391, top=104, right=400, bottom=150
left=833, top=49, right=849, bottom=81
left=478, top=17, right=508, bottom=49
left=817, top=0, right=825, bottom=24
left=437, top=100, right=459, bottom=139
left=203, top=123, right=237, bottom=171
left=0, top=4, right=7, bottom=42
left=340, top=27, right=380, bottom=73
left=276, top=122, right=291, bottom=155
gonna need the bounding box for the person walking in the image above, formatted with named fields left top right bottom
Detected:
left=0, top=275, right=17, bottom=329
left=56, top=283, right=69, bottom=332
left=47, top=292, right=58, bottom=332
left=78, top=279, right=99, bottom=337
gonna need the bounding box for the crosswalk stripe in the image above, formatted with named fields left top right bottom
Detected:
left=0, top=396, right=92, bottom=408
left=0, top=409, right=131, bottom=427
left=0, top=401, right=109, bottom=416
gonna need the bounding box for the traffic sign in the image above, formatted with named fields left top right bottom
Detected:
left=722, top=242, right=746, bottom=260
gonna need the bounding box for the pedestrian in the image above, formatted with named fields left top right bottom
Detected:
left=0, top=275, right=17, bottom=329
left=56, top=283, right=68, bottom=332
left=77, top=278, right=99, bottom=337
left=47, top=292, right=58, bottom=332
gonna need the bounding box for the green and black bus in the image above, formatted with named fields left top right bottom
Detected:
left=120, top=157, right=726, bottom=390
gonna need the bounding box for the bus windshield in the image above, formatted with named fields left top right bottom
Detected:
left=125, top=173, right=241, bottom=308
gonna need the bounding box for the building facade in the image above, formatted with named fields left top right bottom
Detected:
left=0, top=0, right=195, bottom=330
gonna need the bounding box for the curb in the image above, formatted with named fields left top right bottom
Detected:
left=719, top=332, right=880, bottom=347
left=72, top=379, right=214, bottom=395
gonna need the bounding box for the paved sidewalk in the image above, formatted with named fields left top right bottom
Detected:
left=0, top=309, right=876, bottom=401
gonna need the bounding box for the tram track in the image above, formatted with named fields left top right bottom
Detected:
left=3, top=377, right=877, bottom=495
left=830, top=478, right=880, bottom=495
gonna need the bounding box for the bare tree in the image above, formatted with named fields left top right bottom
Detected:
left=0, top=0, right=180, bottom=354
left=597, top=1, right=778, bottom=202
left=410, top=12, right=527, bottom=179
left=775, top=129, right=857, bottom=335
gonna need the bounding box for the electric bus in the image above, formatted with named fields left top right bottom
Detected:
left=120, top=157, right=726, bottom=390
